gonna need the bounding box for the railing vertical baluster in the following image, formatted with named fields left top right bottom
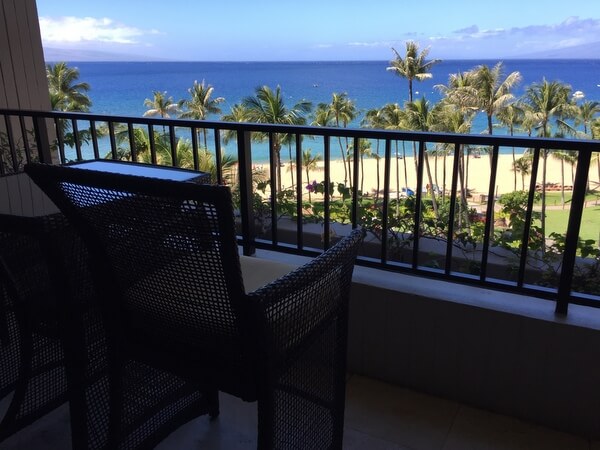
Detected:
left=323, top=135, right=331, bottom=249
left=127, top=122, right=137, bottom=162
left=90, top=120, right=99, bottom=159
left=381, top=139, right=392, bottom=263
left=555, top=149, right=592, bottom=315
left=214, top=129, right=223, bottom=185
left=108, top=121, right=117, bottom=160
left=412, top=140, right=426, bottom=269
left=72, top=119, right=82, bottom=161
left=518, top=147, right=542, bottom=287
left=445, top=143, right=461, bottom=275
left=54, top=117, right=66, bottom=164
left=4, top=115, right=18, bottom=172
left=237, top=129, right=255, bottom=256
left=18, top=115, right=32, bottom=164
left=268, top=132, right=278, bottom=245
left=148, top=124, right=157, bottom=164
left=480, top=144, right=500, bottom=281
left=169, top=125, right=177, bottom=167
left=295, top=133, right=303, bottom=250
left=32, top=115, right=52, bottom=164
left=191, top=127, right=199, bottom=171
left=352, top=136, right=360, bottom=228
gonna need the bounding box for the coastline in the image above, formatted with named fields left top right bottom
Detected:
left=268, top=154, right=594, bottom=198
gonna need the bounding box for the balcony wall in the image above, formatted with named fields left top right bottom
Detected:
left=348, top=268, right=600, bottom=440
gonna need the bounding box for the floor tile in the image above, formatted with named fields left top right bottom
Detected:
left=343, top=427, right=408, bottom=449
left=0, top=403, right=72, bottom=450
left=157, top=393, right=257, bottom=449
left=344, top=375, right=459, bottom=450
left=443, top=405, right=589, bottom=450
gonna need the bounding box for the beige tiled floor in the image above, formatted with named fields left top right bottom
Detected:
left=1, top=374, right=596, bottom=449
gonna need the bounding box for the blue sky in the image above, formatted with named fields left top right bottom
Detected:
left=36, top=0, right=600, bottom=61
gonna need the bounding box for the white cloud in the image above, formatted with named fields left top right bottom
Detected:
left=39, top=16, right=154, bottom=45
left=348, top=41, right=391, bottom=48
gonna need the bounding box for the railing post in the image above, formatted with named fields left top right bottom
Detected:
left=237, top=129, right=255, bottom=256
left=555, top=149, right=592, bottom=315
left=34, top=116, right=53, bottom=164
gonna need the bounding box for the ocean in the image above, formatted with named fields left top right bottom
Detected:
left=68, top=59, right=600, bottom=161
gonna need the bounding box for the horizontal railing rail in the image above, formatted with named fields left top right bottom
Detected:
left=2, top=108, right=599, bottom=314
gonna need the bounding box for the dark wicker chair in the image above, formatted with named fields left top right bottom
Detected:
left=0, top=211, right=213, bottom=449
left=0, top=213, right=71, bottom=442
left=25, top=162, right=363, bottom=449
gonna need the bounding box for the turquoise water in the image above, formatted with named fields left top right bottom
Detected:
left=66, top=59, right=600, bottom=162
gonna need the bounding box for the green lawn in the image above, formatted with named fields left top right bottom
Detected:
left=535, top=191, right=600, bottom=207
left=545, top=205, right=600, bottom=243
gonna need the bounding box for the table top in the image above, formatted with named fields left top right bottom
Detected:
left=67, top=160, right=209, bottom=183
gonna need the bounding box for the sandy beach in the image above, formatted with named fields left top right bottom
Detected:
left=267, top=153, right=596, bottom=201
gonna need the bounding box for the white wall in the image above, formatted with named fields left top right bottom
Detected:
left=0, top=0, right=49, bottom=111
left=0, top=0, right=56, bottom=214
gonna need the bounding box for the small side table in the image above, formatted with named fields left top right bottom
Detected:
left=66, top=160, right=210, bottom=184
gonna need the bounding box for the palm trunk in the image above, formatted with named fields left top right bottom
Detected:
left=434, top=152, right=439, bottom=191
left=442, top=150, right=447, bottom=203
left=402, top=141, right=408, bottom=194
left=512, top=148, right=517, bottom=192
left=360, top=149, right=365, bottom=194
left=274, top=141, right=282, bottom=192
left=560, top=159, right=565, bottom=209
left=424, top=147, right=438, bottom=218
left=288, top=143, right=294, bottom=186
left=465, top=149, right=470, bottom=198
left=457, top=147, right=470, bottom=229
left=375, top=141, right=381, bottom=202
left=203, top=128, right=209, bottom=150
left=541, top=151, right=547, bottom=254
left=395, top=142, right=400, bottom=208
left=337, top=137, right=348, bottom=186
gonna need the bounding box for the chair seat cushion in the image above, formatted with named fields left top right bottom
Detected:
left=239, top=256, right=298, bottom=293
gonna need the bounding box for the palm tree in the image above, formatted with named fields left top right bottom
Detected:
left=362, top=108, right=387, bottom=200
left=242, top=85, right=312, bottom=190
left=464, top=63, right=521, bottom=136
left=552, top=149, right=570, bottom=209
left=523, top=79, right=574, bottom=249
left=46, top=62, right=92, bottom=149
left=46, top=62, right=92, bottom=112
left=435, top=72, right=479, bottom=212
left=302, top=148, right=321, bottom=201
left=380, top=103, right=407, bottom=202
left=512, top=155, right=532, bottom=191
left=576, top=101, right=600, bottom=135
left=179, top=80, right=225, bottom=149
left=433, top=102, right=473, bottom=219
left=221, top=103, right=249, bottom=144
left=497, top=102, right=525, bottom=190
left=143, top=91, right=179, bottom=118
left=387, top=41, right=441, bottom=102
left=315, top=93, right=357, bottom=186
left=402, top=97, right=439, bottom=218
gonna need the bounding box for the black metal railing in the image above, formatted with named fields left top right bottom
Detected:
left=1, top=108, right=599, bottom=314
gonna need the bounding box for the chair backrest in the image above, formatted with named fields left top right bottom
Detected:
left=25, top=163, right=247, bottom=357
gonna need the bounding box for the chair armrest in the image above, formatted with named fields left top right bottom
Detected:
left=248, top=229, right=363, bottom=358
